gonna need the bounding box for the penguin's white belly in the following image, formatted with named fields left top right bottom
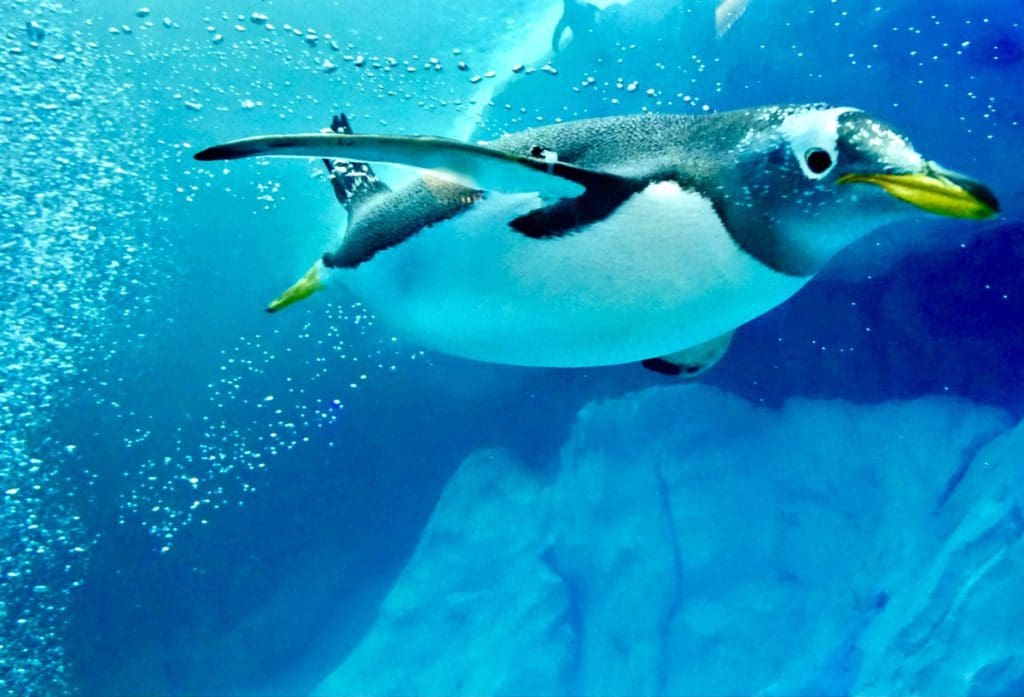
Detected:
left=337, top=181, right=808, bottom=367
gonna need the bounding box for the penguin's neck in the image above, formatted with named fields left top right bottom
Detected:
left=781, top=211, right=906, bottom=275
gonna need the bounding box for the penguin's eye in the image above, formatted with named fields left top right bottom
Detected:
left=804, top=148, right=834, bottom=175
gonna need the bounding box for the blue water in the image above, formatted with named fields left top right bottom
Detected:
left=1, top=0, right=1022, bottom=695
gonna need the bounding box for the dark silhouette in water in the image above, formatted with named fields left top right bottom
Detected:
left=551, top=0, right=751, bottom=52
left=552, top=0, right=601, bottom=51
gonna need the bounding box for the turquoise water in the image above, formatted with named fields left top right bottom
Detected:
left=1, top=1, right=1022, bottom=695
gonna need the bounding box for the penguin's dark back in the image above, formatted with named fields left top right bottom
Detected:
left=484, top=107, right=797, bottom=177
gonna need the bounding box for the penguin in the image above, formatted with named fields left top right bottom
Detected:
left=552, top=0, right=750, bottom=53
left=194, top=104, right=998, bottom=375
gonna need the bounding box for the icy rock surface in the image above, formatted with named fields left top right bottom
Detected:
left=314, top=385, right=1024, bottom=696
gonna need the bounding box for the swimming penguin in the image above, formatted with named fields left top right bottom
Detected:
left=194, top=105, right=998, bottom=375
left=552, top=0, right=749, bottom=53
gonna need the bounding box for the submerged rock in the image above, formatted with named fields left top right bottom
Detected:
left=314, top=385, right=1024, bottom=696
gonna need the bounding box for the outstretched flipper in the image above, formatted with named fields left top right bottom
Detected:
left=552, top=0, right=600, bottom=52
left=321, top=113, right=390, bottom=212
left=642, top=331, right=735, bottom=378
left=195, top=132, right=635, bottom=200
left=196, top=126, right=644, bottom=315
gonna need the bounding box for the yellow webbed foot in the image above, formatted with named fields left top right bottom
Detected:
left=266, top=262, right=325, bottom=313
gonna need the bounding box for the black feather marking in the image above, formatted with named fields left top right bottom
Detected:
left=641, top=358, right=684, bottom=376
left=509, top=179, right=643, bottom=238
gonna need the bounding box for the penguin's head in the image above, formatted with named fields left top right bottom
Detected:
left=718, top=105, right=999, bottom=276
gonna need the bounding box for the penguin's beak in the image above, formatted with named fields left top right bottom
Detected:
left=838, top=162, right=999, bottom=220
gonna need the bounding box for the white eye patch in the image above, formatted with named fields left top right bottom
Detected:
left=779, top=106, right=858, bottom=179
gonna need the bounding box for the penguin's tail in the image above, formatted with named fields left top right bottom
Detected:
left=322, top=113, right=390, bottom=214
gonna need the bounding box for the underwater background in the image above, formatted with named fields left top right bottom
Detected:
left=2, top=0, right=1023, bottom=695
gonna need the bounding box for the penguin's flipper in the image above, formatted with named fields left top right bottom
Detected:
left=321, top=113, right=390, bottom=213
left=642, top=331, right=735, bottom=378
left=552, top=0, right=599, bottom=52
left=551, top=11, right=571, bottom=52
left=194, top=133, right=633, bottom=199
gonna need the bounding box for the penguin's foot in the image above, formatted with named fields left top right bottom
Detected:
left=641, top=330, right=735, bottom=379
left=266, top=262, right=324, bottom=313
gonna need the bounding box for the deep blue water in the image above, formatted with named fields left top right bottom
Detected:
left=1, top=0, right=1022, bottom=695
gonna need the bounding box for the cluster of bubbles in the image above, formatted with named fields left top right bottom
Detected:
left=99, top=1, right=717, bottom=144
left=114, top=8, right=527, bottom=131
left=118, top=301, right=421, bottom=551
left=59, top=10, right=438, bottom=554
left=8, top=9, right=475, bottom=692
left=0, top=1, right=170, bottom=693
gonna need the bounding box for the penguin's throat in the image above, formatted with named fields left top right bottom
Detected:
left=782, top=212, right=903, bottom=274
